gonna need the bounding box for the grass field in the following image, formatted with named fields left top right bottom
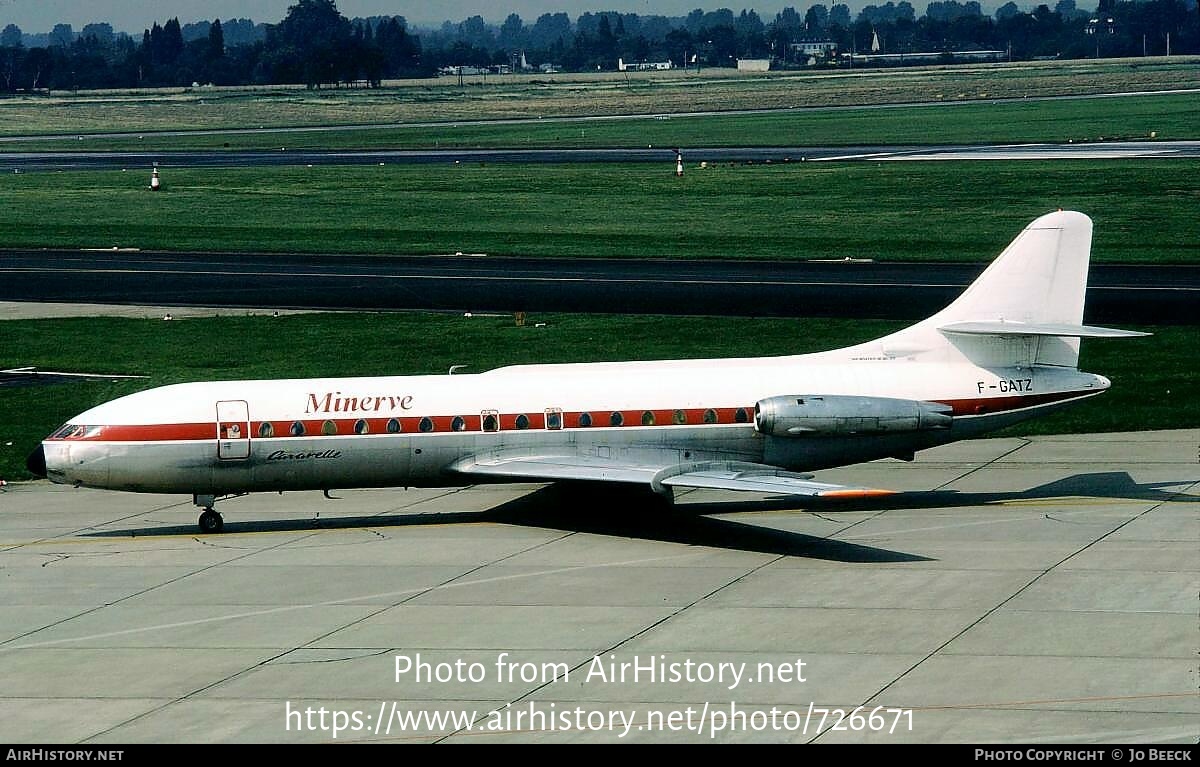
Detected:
left=1, top=57, right=1197, bottom=139
left=1, top=312, right=1193, bottom=481
left=1, top=161, right=1195, bottom=262
left=2, top=61, right=1195, bottom=483
left=6, top=92, right=1196, bottom=152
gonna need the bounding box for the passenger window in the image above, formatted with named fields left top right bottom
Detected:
left=703, top=409, right=717, bottom=424
left=641, top=410, right=655, bottom=426
left=451, top=416, right=466, bottom=432
left=735, top=408, right=749, bottom=423
left=578, top=412, right=592, bottom=427
left=515, top=414, right=530, bottom=430
left=482, top=411, right=499, bottom=432
left=322, top=420, right=337, bottom=435
left=419, top=417, right=434, bottom=433
left=290, top=421, right=305, bottom=436
left=545, top=409, right=562, bottom=430
left=673, top=409, right=687, bottom=425
left=386, top=417, right=401, bottom=433
left=610, top=411, right=624, bottom=427
left=354, top=419, right=369, bottom=435
left=259, top=422, right=274, bottom=438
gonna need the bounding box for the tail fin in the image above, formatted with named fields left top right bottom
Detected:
left=854, top=211, right=1145, bottom=368
left=935, top=210, right=1092, bottom=328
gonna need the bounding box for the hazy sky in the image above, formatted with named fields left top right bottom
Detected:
left=1, top=0, right=1010, bottom=34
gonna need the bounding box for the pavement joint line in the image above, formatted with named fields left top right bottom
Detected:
left=0, top=519, right=345, bottom=651
left=268, top=485, right=478, bottom=544
left=2, top=434, right=1193, bottom=742
left=83, top=497, right=650, bottom=742
left=1, top=551, right=707, bottom=651
left=0, top=496, right=251, bottom=649
left=0, top=496, right=194, bottom=555
left=810, top=478, right=1199, bottom=743
left=435, top=508, right=880, bottom=742
left=11, top=513, right=376, bottom=743
left=77, top=512, right=579, bottom=743
left=433, top=548, right=790, bottom=743
left=930, top=437, right=1032, bottom=491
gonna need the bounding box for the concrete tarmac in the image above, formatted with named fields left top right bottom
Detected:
left=0, top=430, right=1196, bottom=743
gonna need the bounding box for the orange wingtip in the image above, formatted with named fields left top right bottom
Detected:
left=818, top=488, right=898, bottom=499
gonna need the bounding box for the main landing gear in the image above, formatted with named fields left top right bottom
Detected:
left=194, top=494, right=223, bottom=533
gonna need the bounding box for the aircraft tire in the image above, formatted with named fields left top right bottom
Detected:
left=198, top=509, right=224, bottom=534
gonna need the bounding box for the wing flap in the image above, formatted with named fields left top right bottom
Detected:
left=660, top=465, right=896, bottom=498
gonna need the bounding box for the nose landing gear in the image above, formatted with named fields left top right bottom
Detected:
left=194, top=494, right=224, bottom=533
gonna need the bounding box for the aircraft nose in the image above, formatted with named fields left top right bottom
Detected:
left=26, top=444, right=47, bottom=478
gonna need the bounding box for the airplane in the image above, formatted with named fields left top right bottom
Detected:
left=25, top=210, right=1147, bottom=533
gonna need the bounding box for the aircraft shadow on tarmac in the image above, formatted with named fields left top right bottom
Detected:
left=82, top=483, right=923, bottom=562
left=678, top=471, right=1199, bottom=515
left=82, top=471, right=1195, bottom=560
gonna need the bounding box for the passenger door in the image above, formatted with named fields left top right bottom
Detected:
left=216, top=400, right=250, bottom=460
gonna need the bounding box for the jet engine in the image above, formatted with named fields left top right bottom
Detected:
left=754, top=395, right=953, bottom=437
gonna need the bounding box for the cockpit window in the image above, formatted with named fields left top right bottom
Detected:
left=51, top=424, right=79, bottom=439
left=83, top=426, right=104, bottom=439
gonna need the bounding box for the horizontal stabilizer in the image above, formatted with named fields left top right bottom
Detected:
left=939, top=321, right=1149, bottom=338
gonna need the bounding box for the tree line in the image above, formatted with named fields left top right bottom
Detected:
left=1, top=0, right=1197, bottom=92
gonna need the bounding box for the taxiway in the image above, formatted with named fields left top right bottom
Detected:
left=1, top=430, right=1195, bottom=743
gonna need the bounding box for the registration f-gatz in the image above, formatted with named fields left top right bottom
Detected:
left=27, top=211, right=1146, bottom=532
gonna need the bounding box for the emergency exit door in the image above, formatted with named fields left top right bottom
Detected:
left=216, top=400, right=250, bottom=460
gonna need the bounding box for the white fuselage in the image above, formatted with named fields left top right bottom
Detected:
left=39, top=348, right=1109, bottom=496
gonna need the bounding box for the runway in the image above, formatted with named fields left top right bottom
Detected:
left=2, top=141, right=1198, bottom=171
left=1, top=430, right=1196, bottom=743
left=2, top=250, right=1196, bottom=324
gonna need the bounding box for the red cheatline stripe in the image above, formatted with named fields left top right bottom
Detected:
left=44, top=391, right=1093, bottom=443
left=936, top=390, right=1094, bottom=416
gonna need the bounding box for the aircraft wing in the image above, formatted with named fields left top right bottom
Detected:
left=450, top=453, right=660, bottom=484
left=450, top=453, right=895, bottom=499
left=658, top=466, right=896, bottom=498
